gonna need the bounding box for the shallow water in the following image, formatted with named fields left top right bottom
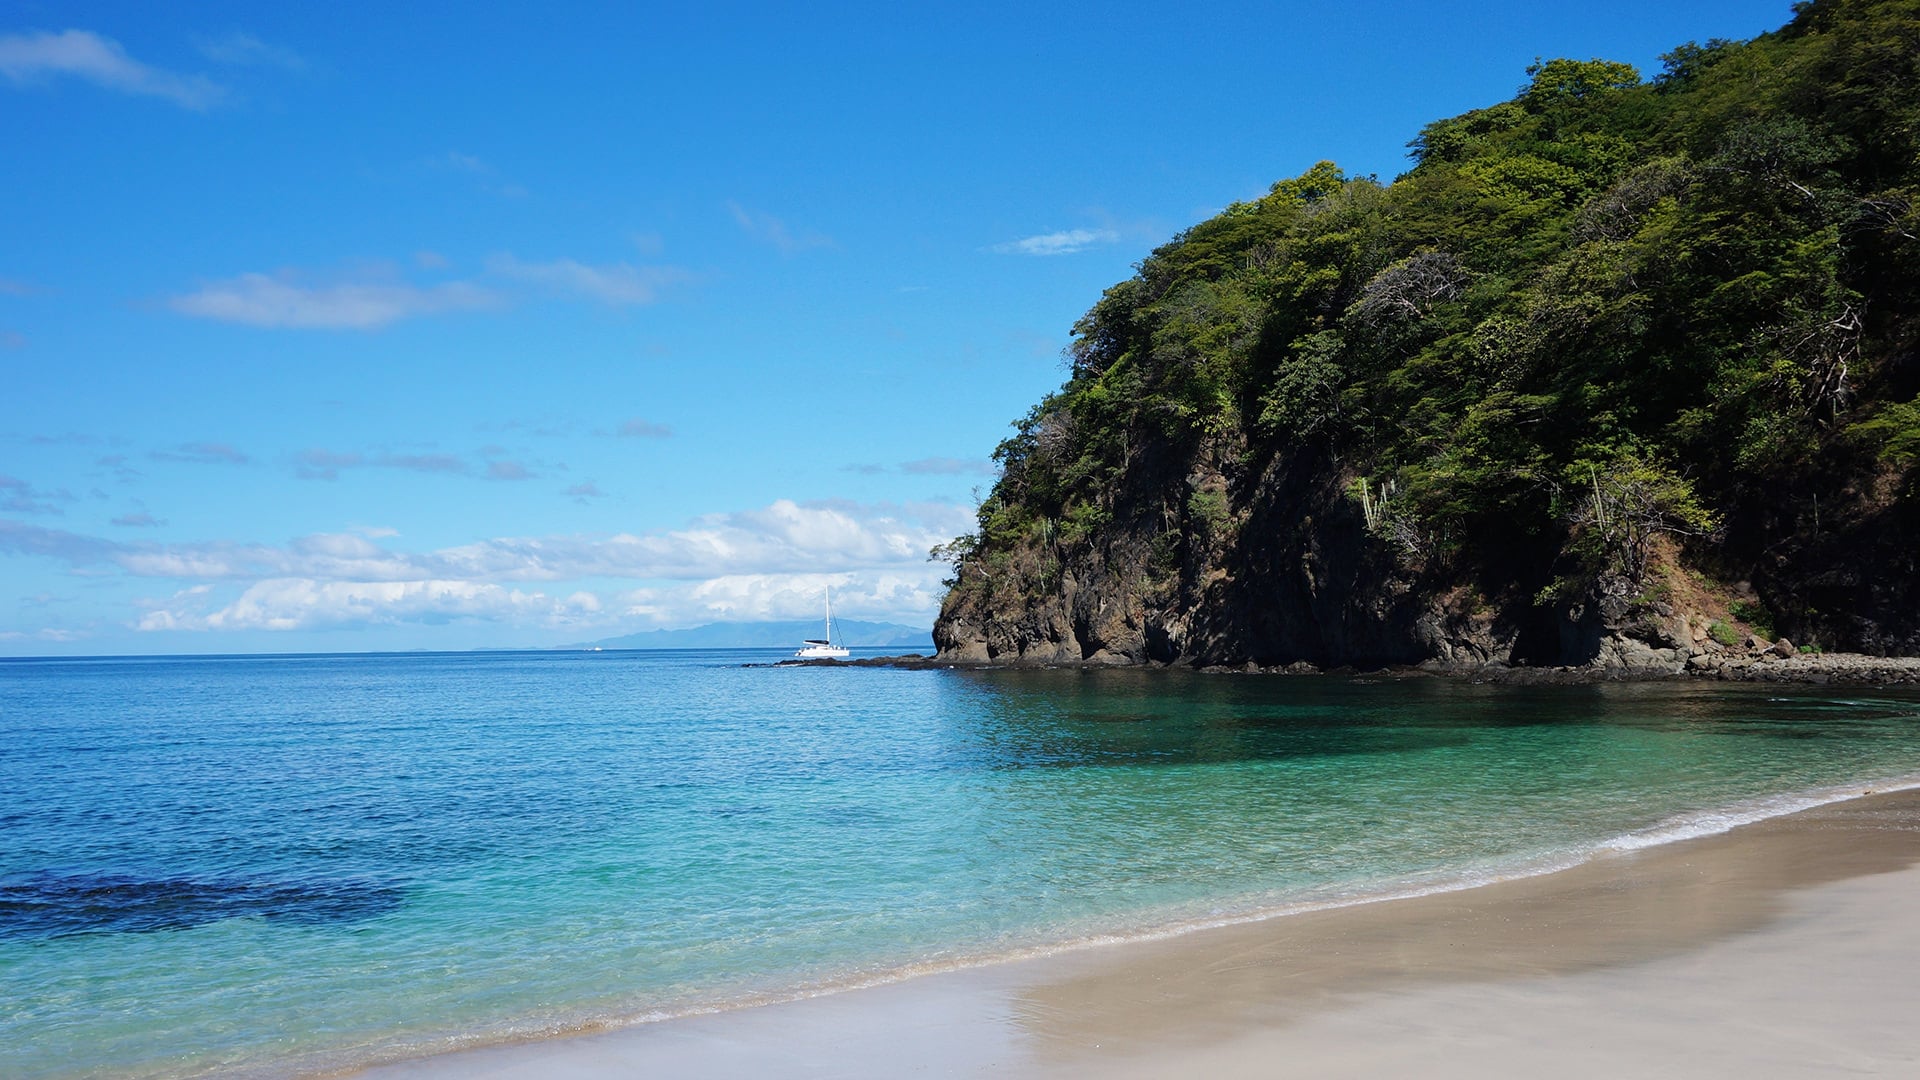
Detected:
left=4, top=650, right=1919, bottom=1079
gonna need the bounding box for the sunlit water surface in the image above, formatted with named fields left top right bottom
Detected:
left=4, top=650, right=1920, bottom=1078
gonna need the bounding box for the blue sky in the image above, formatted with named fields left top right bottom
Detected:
left=1, top=0, right=1795, bottom=655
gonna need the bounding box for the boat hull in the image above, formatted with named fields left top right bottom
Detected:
left=794, top=645, right=851, bottom=659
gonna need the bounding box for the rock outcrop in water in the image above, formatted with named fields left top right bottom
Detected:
left=933, top=0, right=1920, bottom=676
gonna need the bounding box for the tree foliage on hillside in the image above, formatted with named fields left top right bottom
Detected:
left=948, top=0, right=1920, bottom=619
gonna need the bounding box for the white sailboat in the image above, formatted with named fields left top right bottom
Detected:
left=795, top=586, right=851, bottom=659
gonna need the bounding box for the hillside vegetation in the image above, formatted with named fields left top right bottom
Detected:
left=935, top=0, right=1920, bottom=671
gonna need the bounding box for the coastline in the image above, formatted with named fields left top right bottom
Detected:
left=801, top=649, right=1920, bottom=685
left=344, top=782, right=1920, bottom=1079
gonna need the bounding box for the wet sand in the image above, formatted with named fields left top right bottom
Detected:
left=348, top=787, right=1920, bottom=1079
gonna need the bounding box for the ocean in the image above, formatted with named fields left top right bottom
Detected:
left=5, top=649, right=1920, bottom=1079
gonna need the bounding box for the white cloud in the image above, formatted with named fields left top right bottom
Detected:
left=12, top=498, right=976, bottom=635
left=0, top=29, right=225, bottom=109
left=134, top=568, right=949, bottom=635
left=726, top=202, right=832, bottom=254
left=486, top=254, right=690, bottom=306
left=168, top=271, right=497, bottom=329
left=680, top=571, right=947, bottom=622
left=195, top=32, right=305, bottom=71
left=168, top=253, right=692, bottom=329
left=444, top=150, right=488, bottom=173
left=127, top=564, right=952, bottom=630
left=0, top=625, right=85, bottom=642
left=990, top=228, right=1120, bottom=256
left=406, top=499, right=969, bottom=583
left=141, top=578, right=599, bottom=632
left=429, top=152, right=529, bottom=198
left=12, top=498, right=971, bottom=585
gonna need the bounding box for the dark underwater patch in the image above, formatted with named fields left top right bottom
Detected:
left=0, top=872, right=407, bottom=940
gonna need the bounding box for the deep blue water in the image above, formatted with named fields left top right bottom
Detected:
left=4, top=649, right=1920, bottom=1078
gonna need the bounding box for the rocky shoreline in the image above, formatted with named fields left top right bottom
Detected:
left=782, top=649, right=1920, bottom=686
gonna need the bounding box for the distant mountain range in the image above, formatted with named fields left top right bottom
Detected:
left=562, top=619, right=934, bottom=651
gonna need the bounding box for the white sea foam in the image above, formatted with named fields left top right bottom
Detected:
left=1596, top=774, right=1920, bottom=852
left=247, top=772, right=1920, bottom=1080
left=763, top=770, right=1920, bottom=981
left=1022, top=771, right=1920, bottom=953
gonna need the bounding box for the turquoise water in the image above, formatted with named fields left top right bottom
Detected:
left=5, top=650, right=1920, bottom=1079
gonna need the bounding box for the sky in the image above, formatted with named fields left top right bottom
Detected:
left=1, top=0, right=1797, bottom=655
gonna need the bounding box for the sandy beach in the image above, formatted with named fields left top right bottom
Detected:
left=346, top=785, right=1920, bottom=1079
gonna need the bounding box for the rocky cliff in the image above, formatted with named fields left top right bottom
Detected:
left=933, top=1, right=1920, bottom=675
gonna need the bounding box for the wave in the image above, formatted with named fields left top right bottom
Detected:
left=276, top=771, right=1920, bottom=1080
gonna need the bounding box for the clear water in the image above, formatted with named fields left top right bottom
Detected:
left=4, top=650, right=1920, bottom=1079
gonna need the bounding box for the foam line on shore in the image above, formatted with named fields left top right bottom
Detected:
left=1599, top=775, right=1920, bottom=852
left=307, top=770, right=1920, bottom=1080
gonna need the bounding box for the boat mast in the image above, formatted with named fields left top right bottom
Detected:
left=824, top=584, right=834, bottom=645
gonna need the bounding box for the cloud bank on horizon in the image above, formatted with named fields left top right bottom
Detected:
left=0, top=498, right=969, bottom=641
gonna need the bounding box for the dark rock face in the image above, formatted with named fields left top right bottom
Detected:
left=937, top=447, right=1525, bottom=671
left=934, top=445, right=1920, bottom=675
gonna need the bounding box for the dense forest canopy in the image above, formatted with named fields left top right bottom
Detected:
left=938, top=0, right=1920, bottom=665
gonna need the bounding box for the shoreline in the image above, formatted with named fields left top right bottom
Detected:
left=340, top=778, right=1920, bottom=1079
left=791, top=649, right=1920, bottom=685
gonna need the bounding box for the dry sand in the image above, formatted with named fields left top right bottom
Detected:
left=348, top=787, right=1920, bottom=1079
